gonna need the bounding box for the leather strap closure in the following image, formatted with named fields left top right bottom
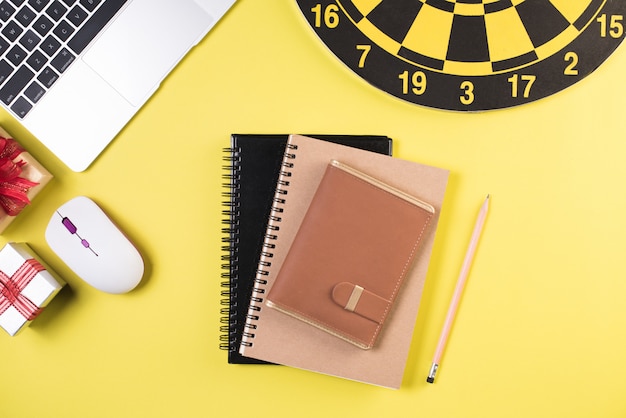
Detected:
left=331, top=282, right=390, bottom=324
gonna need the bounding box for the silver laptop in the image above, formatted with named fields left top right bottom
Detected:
left=0, top=0, right=236, bottom=171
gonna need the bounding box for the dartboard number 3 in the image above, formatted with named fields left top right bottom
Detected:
left=399, top=70, right=426, bottom=95
left=311, top=4, right=339, bottom=28
left=460, top=81, right=475, bottom=105
left=508, top=74, right=536, bottom=98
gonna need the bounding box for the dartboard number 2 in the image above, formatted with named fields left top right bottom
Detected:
left=508, top=74, right=536, bottom=98
left=311, top=4, right=339, bottom=28
left=399, top=70, right=426, bottom=95
left=564, top=52, right=579, bottom=76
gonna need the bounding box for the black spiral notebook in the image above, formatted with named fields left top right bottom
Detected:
left=221, top=134, right=392, bottom=364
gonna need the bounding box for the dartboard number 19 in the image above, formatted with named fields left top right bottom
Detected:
left=296, top=0, right=626, bottom=111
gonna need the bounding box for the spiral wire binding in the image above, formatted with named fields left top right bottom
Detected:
left=239, top=143, right=298, bottom=348
left=220, top=148, right=241, bottom=352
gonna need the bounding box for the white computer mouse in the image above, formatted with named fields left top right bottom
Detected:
left=45, top=196, right=144, bottom=294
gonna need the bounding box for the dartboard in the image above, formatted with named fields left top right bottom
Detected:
left=295, top=0, right=626, bottom=111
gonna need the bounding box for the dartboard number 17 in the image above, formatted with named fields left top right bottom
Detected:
left=296, top=0, right=626, bottom=111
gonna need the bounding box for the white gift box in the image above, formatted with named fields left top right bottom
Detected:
left=0, top=242, right=65, bottom=336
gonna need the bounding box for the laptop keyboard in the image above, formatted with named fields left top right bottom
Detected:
left=0, top=0, right=127, bottom=119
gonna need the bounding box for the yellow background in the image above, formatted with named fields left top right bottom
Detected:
left=2, top=1, right=626, bottom=417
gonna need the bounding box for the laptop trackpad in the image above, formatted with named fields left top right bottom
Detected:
left=83, top=0, right=213, bottom=106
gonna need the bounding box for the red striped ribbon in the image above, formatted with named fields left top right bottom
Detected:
left=0, top=258, right=46, bottom=321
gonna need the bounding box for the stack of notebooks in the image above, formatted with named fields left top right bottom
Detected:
left=221, top=134, right=449, bottom=389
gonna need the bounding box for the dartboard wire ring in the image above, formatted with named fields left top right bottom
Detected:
left=295, top=0, right=626, bottom=111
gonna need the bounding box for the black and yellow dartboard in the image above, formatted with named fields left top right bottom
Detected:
left=295, top=0, right=626, bottom=111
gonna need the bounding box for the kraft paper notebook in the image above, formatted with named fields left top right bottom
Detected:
left=239, top=135, right=449, bottom=389
left=221, top=134, right=392, bottom=364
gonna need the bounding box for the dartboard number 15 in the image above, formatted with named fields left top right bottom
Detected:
left=305, top=2, right=626, bottom=110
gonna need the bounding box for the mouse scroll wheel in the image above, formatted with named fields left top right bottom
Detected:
left=62, top=217, right=78, bottom=234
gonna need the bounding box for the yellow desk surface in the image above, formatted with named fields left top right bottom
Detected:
left=2, top=2, right=626, bottom=417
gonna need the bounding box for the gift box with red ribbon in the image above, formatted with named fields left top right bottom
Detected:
left=0, top=127, right=53, bottom=233
left=0, top=242, right=65, bottom=336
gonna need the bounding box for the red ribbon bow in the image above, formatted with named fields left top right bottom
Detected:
left=0, top=258, right=45, bottom=321
left=0, top=136, right=39, bottom=216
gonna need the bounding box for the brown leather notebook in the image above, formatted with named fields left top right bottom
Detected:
left=266, top=160, right=435, bottom=349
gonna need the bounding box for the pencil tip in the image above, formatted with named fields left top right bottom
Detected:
left=427, top=363, right=438, bottom=383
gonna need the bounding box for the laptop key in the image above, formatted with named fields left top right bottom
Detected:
left=0, top=59, right=13, bottom=85
left=37, top=65, right=57, bottom=87
left=41, top=33, right=60, bottom=56
left=79, top=0, right=100, bottom=12
left=7, top=44, right=27, bottom=65
left=11, top=95, right=31, bottom=117
left=16, top=5, right=35, bottom=26
left=9, top=0, right=26, bottom=7
left=28, top=0, right=49, bottom=13
left=53, top=19, right=73, bottom=40
left=68, top=0, right=127, bottom=54
left=28, top=0, right=50, bottom=12
left=26, top=48, right=46, bottom=70
left=67, top=4, right=86, bottom=26
left=0, top=36, right=10, bottom=54
left=0, top=64, right=33, bottom=104
left=0, top=1, right=16, bottom=21
left=2, top=20, right=23, bottom=42
left=45, top=0, right=67, bottom=21
left=33, top=14, right=53, bottom=36
left=50, top=46, right=73, bottom=72
left=24, top=80, right=44, bottom=102
left=19, top=29, right=41, bottom=51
